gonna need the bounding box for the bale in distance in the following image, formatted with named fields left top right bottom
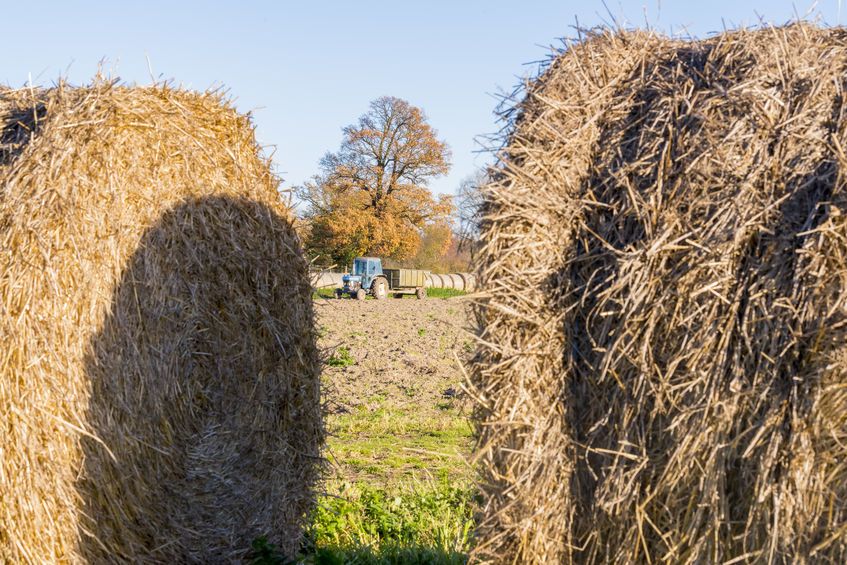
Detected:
left=425, top=272, right=471, bottom=290
left=444, top=273, right=461, bottom=290
left=470, top=24, right=847, bottom=563
left=458, top=272, right=476, bottom=292
left=0, top=80, right=323, bottom=562
left=430, top=273, right=447, bottom=289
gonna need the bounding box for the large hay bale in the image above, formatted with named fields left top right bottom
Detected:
left=0, top=81, right=323, bottom=562
left=471, top=24, right=847, bottom=563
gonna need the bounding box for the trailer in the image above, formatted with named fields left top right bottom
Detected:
left=383, top=268, right=427, bottom=298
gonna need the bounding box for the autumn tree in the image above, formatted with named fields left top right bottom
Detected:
left=408, top=221, right=453, bottom=271
left=297, top=96, right=452, bottom=266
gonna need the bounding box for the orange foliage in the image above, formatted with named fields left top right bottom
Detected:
left=297, top=97, right=452, bottom=266
left=410, top=222, right=453, bottom=270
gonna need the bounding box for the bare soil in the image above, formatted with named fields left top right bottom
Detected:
left=314, top=295, right=474, bottom=484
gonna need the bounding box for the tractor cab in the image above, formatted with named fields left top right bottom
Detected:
left=339, top=257, right=384, bottom=299
left=352, top=257, right=383, bottom=287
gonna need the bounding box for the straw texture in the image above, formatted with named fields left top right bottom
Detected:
left=1, top=81, right=322, bottom=562
left=470, top=24, right=847, bottom=564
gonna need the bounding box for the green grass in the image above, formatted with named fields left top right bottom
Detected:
left=248, top=481, right=474, bottom=565
left=303, top=396, right=476, bottom=563
left=327, top=405, right=473, bottom=484
left=299, top=545, right=467, bottom=565
left=424, top=288, right=467, bottom=299
left=301, top=295, right=476, bottom=563
left=300, top=480, right=474, bottom=564
left=327, top=346, right=355, bottom=368
left=313, top=288, right=339, bottom=299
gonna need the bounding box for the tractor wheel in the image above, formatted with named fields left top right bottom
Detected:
left=355, top=288, right=367, bottom=301
left=372, top=278, right=388, bottom=300
left=334, top=288, right=343, bottom=299
left=415, top=287, right=427, bottom=300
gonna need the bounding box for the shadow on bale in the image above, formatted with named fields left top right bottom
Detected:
left=0, top=96, right=45, bottom=166
left=77, top=196, right=322, bottom=562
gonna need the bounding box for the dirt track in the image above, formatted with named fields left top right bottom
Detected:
left=314, top=295, right=474, bottom=484
left=315, top=296, right=472, bottom=415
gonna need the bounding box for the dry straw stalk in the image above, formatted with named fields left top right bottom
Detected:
left=471, top=24, right=847, bottom=564
left=1, top=80, right=323, bottom=562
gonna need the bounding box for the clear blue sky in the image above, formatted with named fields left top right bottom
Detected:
left=2, top=1, right=843, bottom=200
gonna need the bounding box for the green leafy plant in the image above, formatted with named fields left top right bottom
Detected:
left=425, top=288, right=466, bottom=299
left=312, top=288, right=338, bottom=300
left=299, top=480, right=474, bottom=564
left=327, top=346, right=355, bottom=368
left=250, top=536, right=286, bottom=565
left=436, top=401, right=453, bottom=411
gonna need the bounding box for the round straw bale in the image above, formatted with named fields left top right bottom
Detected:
left=471, top=24, right=847, bottom=564
left=458, top=272, right=475, bottom=292
left=446, top=273, right=461, bottom=291
left=0, top=81, right=322, bottom=562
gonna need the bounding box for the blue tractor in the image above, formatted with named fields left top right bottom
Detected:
left=336, top=257, right=427, bottom=300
